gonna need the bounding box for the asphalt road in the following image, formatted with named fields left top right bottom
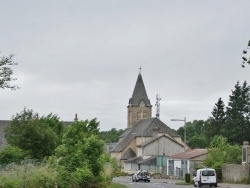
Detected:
left=113, top=176, right=250, bottom=188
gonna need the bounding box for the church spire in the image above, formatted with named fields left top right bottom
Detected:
left=127, top=72, right=152, bottom=128
left=128, top=73, right=152, bottom=107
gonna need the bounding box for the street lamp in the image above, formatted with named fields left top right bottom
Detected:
left=171, top=117, right=187, bottom=177
left=171, top=117, right=186, bottom=143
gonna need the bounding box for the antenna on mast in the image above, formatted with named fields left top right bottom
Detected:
left=155, top=93, right=161, bottom=118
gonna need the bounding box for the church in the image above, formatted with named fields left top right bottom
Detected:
left=110, top=72, right=190, bottom=174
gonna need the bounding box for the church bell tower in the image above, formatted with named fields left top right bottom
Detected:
left=127, top=72, right=152, bottom=128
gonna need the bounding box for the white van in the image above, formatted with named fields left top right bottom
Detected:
left=193, top=168, right=217, bottom=187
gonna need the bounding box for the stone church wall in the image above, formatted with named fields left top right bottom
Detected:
left=144, top=136, right=184, bottom=156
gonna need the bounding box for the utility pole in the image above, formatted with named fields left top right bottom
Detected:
left=171, top=117, right=187, bottom=178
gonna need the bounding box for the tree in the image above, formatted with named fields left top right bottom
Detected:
left=224, top=81, right=250, bottom=144
left=5, top=108, right=64, bottom=159
left=101, top=128, right=125, bottom=143
left=55, top=119, right=104, bottom=174
left=241, top=40, right=250, bottom=68
left=205, top=98, right=226, bottom=142
left=187, top=135, right=207, bottom=148
left=177, top=120, right=208, bottom=148
left=0, top=53, right=19, bottom=90
left=203, top=135, right=241, bottom=168
left=54, top=119, right=105, bottom=186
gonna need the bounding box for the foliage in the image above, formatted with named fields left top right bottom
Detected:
left=205, top=98, right=225, bottom=143
left=224, top=81, right=250, bottom=145
left=0, top=161, right=59, bottom=188
left=177, top=120, right=208, bottom=148
left=241, top=40, right=250, bottom=68
left=0, top=53, right=19, bottom=90
left=53, top=119, right=106, bottom=186
left=176, top=80, right=250, bottom=148
left=5, top=108, right=64, bottom=159
left=0, top=146, right=27, bottom=164
left=101, top=128, right=125, bottom=143
left=203, top=136, right=241, bottom=168
left=187, top=135, right=207, bottom=149
left=185, top=173, right=190, bottom=183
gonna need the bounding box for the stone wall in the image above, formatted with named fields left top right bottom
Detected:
left=222, top=164, right=250, bottom=183
left=0, top=120, right=11, bottom=150
left=144, top=136, right=184, bottom=156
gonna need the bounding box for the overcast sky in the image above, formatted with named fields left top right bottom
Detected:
left=1, top=0, right=250, bottom=131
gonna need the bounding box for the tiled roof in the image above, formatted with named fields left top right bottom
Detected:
left=121, top=148, right=136, bottom=160
left=124, top=156, right=157, bottom=165
left=128, top=73, right=152, bottom=107
left=119, top=128, right=132, bottom=138
left=169, top=149, right=208, bottom=159
left=110, top=117, right=180, bottom=152
left=124, top=156, right=143, bottom=163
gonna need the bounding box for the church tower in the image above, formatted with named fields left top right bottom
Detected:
left=127, top=73, right=152, bottom=128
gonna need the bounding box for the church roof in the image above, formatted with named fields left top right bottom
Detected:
left=119, top=128, right=132, bottom=139
left=128, top=73, right=152, bottom=107
left=110, top=117, right=180, bottom=152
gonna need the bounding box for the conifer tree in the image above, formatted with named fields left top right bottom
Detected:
left=225, top=81, right=250, bottom=144
left=206, top=98, right=225, bottom=142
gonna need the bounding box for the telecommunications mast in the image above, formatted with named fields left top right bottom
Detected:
left=155, top=93, right=161, bottom=118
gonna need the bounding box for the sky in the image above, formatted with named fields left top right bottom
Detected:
left=1, top=0, right=250, bottom=131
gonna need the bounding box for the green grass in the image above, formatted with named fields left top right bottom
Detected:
left=176, top=181, right=193, bottom=185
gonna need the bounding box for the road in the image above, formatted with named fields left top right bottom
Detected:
left=113, top=176, right=250, bottom=188
left=113, top=176, right=193, bottom=188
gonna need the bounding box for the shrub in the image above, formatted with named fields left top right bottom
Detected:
left=185, top=173, right=190, bottom=183
left=0, top=146, right=26, bottom=164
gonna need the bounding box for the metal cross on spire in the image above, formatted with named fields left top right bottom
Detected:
left=139, top=66, right=142, bottom=73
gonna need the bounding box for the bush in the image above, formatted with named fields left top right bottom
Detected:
left=185, top=173, right=190, bottom=183
left=0, top=146, right=27, bottom=164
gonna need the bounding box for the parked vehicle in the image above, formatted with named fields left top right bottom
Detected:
left=193, top=168, right=217, bottom=187
left=132, top=170, right=151, bottom=182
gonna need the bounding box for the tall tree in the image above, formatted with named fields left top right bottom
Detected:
left=5, top=108, right=64, bottom=159
left=206, top=98, right=225, bottom=142
left=0, top=53, right=19, bottom=90
left=225, top=81, right=250, bottom=144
